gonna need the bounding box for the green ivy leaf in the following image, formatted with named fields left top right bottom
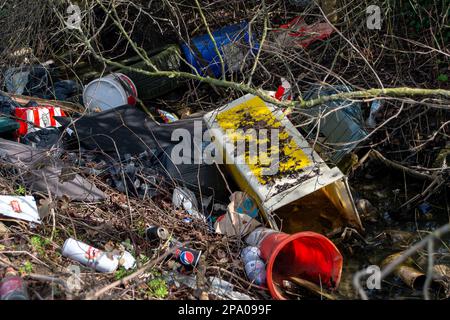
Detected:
left=437, top=74, right=448, bottom=82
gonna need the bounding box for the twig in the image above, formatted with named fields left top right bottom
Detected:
left=85, top=247, right=175, bottom=300
left=194, top=0, right=225, bottom=80
left=423, top=238, right=434, bottom=300
left=353, top=223, right=450, bottom=300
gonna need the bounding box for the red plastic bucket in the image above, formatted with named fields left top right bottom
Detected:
left=247, top=228, right=343, bottom=300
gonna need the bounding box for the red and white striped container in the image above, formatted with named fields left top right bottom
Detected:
left=14, top=105, right=66, bottom=136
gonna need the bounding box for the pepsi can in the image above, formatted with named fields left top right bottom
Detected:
left=173, top=246, right=201, bottom=268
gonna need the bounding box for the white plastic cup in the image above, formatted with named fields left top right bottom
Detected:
left=62, top=238, right=119, bottom=273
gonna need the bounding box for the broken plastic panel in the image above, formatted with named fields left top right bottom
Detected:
left=203, top=94, right=363, bottom=234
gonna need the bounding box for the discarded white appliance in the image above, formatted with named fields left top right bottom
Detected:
left=203, top=94, right=363, bottom=234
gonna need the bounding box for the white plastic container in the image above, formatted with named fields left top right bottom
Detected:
left=62, top=238, right=120, bottom=273
left=83, top=73, right=138, bottom=112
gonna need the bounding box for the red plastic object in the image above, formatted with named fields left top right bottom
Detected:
left=259, top=231, right=343, bottom=300
left=14, top=105, right=66, bottom=136
left=277, top=16, right=334, bottom=48
left=119, top=74, right=138, bottom=106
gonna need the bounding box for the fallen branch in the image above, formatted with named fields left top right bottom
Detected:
left=353, top=223, right=450, bottom=300
left=84, top=247, right=176, bottom=300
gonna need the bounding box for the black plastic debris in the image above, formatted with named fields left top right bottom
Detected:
left=22, top=127, right=61, bottom=149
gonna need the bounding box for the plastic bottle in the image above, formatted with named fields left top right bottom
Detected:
left=241, top=246, right=266, bottom=286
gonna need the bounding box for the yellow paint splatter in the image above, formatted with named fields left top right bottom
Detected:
left=216, top=96, right=312, bottom=184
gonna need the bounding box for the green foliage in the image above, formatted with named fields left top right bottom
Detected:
left=147, top=277, right=169, bottom=299
left=114, top=267, right=133, bottom=281
left=19, top=261, right=33, bottom=274
left=30, top=236, right=50, bottom=256
left=15, top=185, right=26, bottom=196
left=138, top=254, right=150, bottom=265
left=437, top=74, right=448, bottom=82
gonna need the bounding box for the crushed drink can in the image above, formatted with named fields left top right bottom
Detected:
left=62, top=238, right=137, bottom=273
left=62, top=238, right=118, bottom=273
left=146, top=226, right=170, bottom=243
left=171, top=244, right=201, bottom=268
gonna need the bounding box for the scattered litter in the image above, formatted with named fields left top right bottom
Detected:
left=0, top=2, right=445, bottom=302
left=22, top=127, right=61, bottom=149
left=164, top=272, right=253, bottom=300
left=0, top=195, right=41, bottom=224
left=382, top=253, right=426, bottom=290
left=0, top=222, right=9, bottom=235
left=0, top=138, right=106, bottom=202
left=4, top=64, right=79, bottom=101
left=14, top=104, right=65, bottom=136
left=246, top=227, right=342, bottom=300
left=169, top=239, right=202, bottom=269
left=418, top=202, right=432, bottom=215
left=181, top=22, right=259, bottom=78
left=214, top=192, right=261, bottom=237
left=207, top=277, right=253, bottom=300
left=121, top=45, right=183, bottom=100
left=270, top=16, right=334, bottom=48
left=157, top=109, right=179, bottom=123
left=204, top=94, right=362, bottom=234
left=172, top=187, right=205, bottom=222
left=301, top=85, right=368, bottom=164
